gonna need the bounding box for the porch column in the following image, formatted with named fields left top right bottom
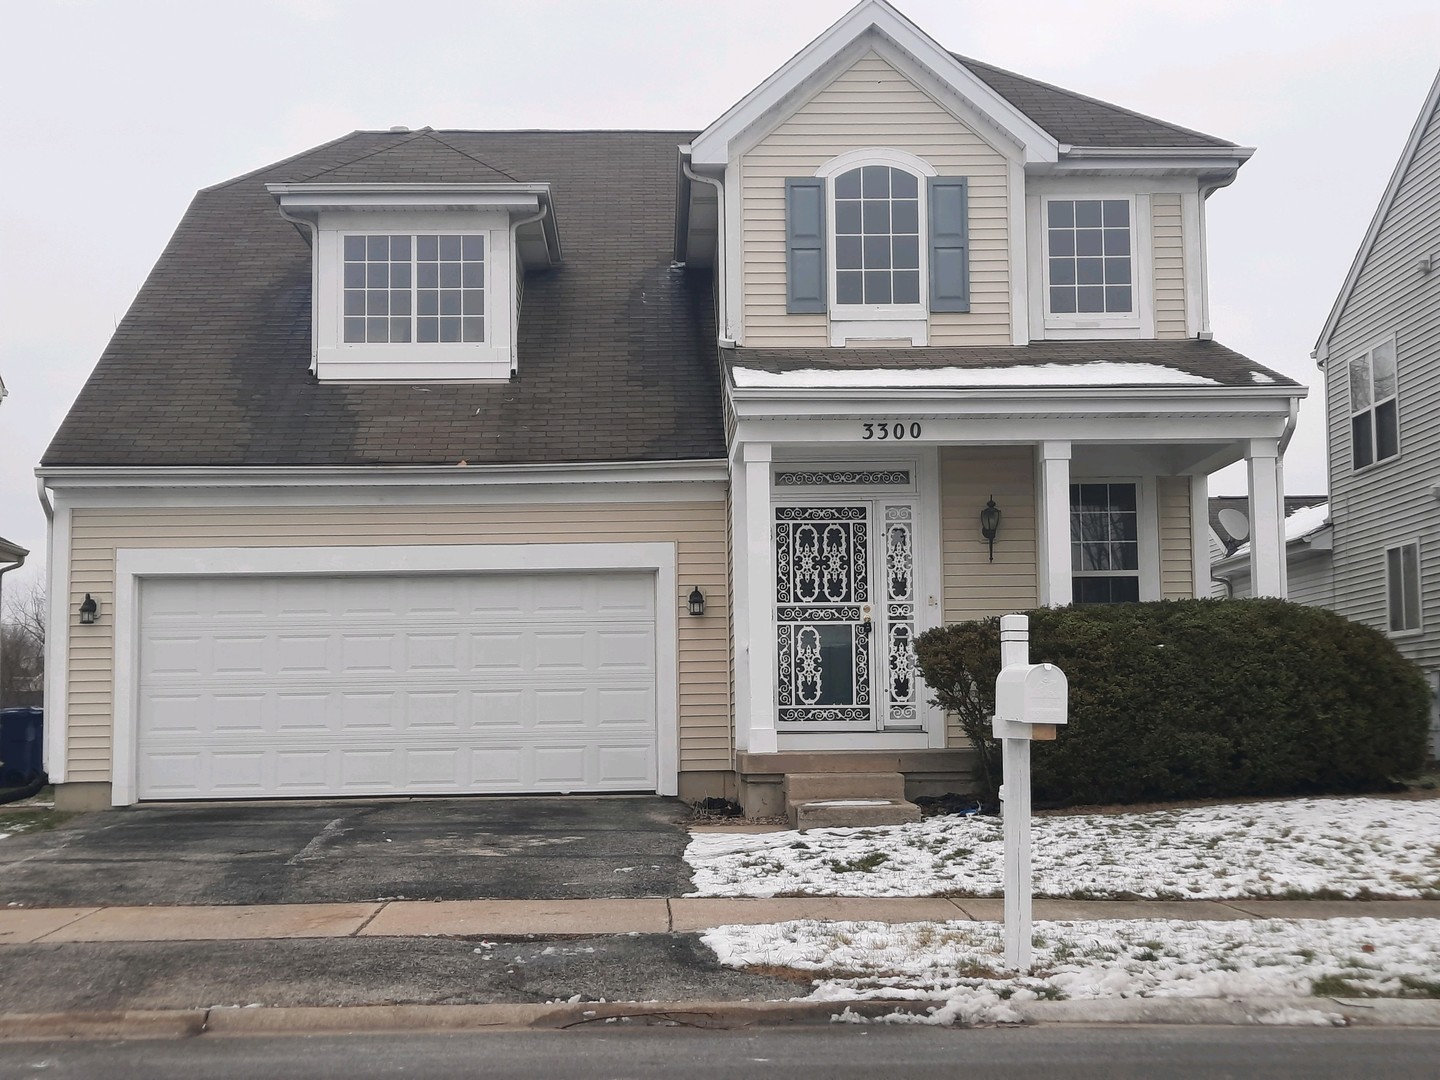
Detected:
left=743, top=442, right=778, bottom=754
left=1247, top=438, right=1287, bottom=598
left=1038, top=441, right=1072, bottom=607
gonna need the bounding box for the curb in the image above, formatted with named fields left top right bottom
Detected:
left=1, top=997, right=1439, bottom=1040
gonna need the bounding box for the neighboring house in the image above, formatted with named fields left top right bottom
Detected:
left=2, top=371, right=34, bottom=707
left=1311, top=66, right=1440, bottom=756
left=38, top=1, right=1305, bottom=815
left=1210, top=496, right=1332, bottom=604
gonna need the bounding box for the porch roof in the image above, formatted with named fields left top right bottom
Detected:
left=725, top=339, right=1298, bottom=391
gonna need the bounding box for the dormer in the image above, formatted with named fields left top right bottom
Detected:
left=270, top=182, right=561, bottom=382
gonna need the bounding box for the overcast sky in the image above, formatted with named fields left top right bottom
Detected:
left=2, top=0, right=1438, bottom=598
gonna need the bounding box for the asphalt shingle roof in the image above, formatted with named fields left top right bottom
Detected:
left=45, top=130, right=724, bottom=468
left=955, top=55, right=1236, bottom=149
left=47, top=53, right=1249, bottom=469
left=726, top=340, right=1297, bottom=389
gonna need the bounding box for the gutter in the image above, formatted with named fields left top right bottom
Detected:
left=35, top=458, right=731, bottom=489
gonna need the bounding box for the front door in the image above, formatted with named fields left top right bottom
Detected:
left=773, top=500, right=924, bottom=733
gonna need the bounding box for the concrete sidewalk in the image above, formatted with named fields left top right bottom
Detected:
left=4, top=896, right=1439, bottom=946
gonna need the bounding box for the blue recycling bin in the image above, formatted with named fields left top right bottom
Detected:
left=0, top=707, right=43, bottom=785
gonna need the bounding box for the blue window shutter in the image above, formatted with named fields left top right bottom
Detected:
left=786, top=178, right=826, bottom=314
left=929, top=177, right=970, bottom=313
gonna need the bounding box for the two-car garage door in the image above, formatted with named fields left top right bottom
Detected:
left=135, top=572, right=658, bottom=800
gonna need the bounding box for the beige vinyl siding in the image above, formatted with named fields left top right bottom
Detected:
left=1158, top=476, right=1194, bottom=598
left=740, top=52, right=1012, bottom=347
left=1324, top=92, right=1440, bottom=674
left=939, top=448, right=1038, bottom=746
left=1152, top=193, right=1187, bottom=339
left=66, top=501, right=731, bottom=783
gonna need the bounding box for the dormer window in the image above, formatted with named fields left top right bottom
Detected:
left=1042, top=196, right=1138, bottom=330
left=785, top=149, right=969, bottom=346
left=342, top=234, right=486, bottom=345
left=268, top=183, right=560, bottom=383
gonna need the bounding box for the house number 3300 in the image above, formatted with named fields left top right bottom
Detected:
left=861, top=422, right=922, bottom=441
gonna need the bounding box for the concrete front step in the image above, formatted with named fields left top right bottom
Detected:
left=789, top=797, right=923, bottom=831
left=783, top=771, right=907, bottom=802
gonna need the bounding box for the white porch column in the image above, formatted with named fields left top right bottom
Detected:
left=1246, top=438, right=1287, bottom=598
left=1038, top=441, right=1073, bottom=607
left=742, top=443, right=778, bottom=754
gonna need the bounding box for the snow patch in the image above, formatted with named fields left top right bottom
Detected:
left=731, top=361, right=1222, bottom=389
left=685, top=797, right=1440, bottom=900
left=1230, top=502, right=1330, bottom=557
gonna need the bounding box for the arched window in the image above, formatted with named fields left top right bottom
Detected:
left=832, top=165, right=921, bottom=306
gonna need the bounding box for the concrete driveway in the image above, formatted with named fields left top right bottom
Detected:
left=0, top=797, right=696, bottom=907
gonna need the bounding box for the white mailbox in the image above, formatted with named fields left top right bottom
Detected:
left=993, top=662, right=1068, bottom=740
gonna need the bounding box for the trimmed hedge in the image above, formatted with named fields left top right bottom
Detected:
left=913, top=599, right=1431, bottom=807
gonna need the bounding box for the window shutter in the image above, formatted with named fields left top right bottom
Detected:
left=928, top=177, right=970, bottom=313
left=786, top=178, right=826, bottom=314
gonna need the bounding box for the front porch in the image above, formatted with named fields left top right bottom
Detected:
left=722, top=356, right=1303, bottom=821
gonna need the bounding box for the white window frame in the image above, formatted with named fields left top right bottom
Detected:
left=1385, top=539, right=1422, bottom=636
left=1348, top=335, right=1401, bottom=472
left=816, top=149, right=936, bottom=345
left=341, top=230, right=489, bottom=346
left=315, top=209, right=514, bottom=382
left=1041, top=194, right=1141, bottom=332
left=1069, top=477, right=1161, bottom=605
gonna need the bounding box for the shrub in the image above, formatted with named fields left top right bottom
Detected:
left=913, top=599, right=1431, bottom=807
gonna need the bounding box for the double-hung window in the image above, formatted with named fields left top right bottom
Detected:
left=1386, top=541, right=1421, bottom=633
left=1046, top=198, right=1133, bottom=317
left=1349, top=339, right=1399, bottom=469
left=1071, top=482, right=1140, bottom=604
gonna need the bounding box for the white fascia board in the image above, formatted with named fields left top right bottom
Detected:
left=1042, top=146, right=1253, bottom=175
left=688, top=0, right=1056, bottom=167
left=1313, top=66, right=1440, bottom=365
left=269, top=183, right=549, bottom=213
left=728, top=383, right=1305, bottom=412
left=36, top=459, right=729, bottom=490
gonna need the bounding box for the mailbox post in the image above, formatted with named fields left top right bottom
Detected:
left=992, top=614, right=1067, bottom=971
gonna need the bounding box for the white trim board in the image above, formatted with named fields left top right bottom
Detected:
left=108, top=542, right=680, bottom=806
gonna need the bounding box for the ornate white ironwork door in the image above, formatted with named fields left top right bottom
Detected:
left=880, top=503, right=921, bottom=729
left=774, top=505, right=875, bottom=729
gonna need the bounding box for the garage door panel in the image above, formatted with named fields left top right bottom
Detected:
left=137, top=571, right=659, bottom=799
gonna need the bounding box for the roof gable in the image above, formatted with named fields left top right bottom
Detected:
left=688, top=0, right=1058, bottom=168
left=1313, top=66, right=1440, bottom=363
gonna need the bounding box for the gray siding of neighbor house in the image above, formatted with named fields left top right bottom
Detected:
left=1324, top=88, right=1440, bottom=676
left=1224, top=550, right=1334, bottom=607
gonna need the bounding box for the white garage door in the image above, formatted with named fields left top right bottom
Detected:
left=136, top=571, right=657, bottom=799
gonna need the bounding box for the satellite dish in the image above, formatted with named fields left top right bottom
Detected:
left=1218, top=508, right=1250, bottom=541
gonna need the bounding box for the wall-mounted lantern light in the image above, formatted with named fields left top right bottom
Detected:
left=688, top=586, right=706, bottom=617
left=980, top=497, right=1002, bottom=562
left=79, top=593, right=99, bottom=625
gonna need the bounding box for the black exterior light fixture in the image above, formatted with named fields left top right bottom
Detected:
left=980, top=497, right=1002, bottom=562
left=78, top=593, right=99, bottom=625
left=688, top=586, right=706, bottom=617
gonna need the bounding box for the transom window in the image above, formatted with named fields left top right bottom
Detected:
left=1071, top=482, right=1140, bottom=604
left=834, top=166, right=921, bottom=306
left=343, top=234, right=485, bottom=344
left=1349, top=339, right=1398, bottom=469
left=1047, top=199, right=1132, bottom=315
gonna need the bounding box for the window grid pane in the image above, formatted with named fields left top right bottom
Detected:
left=1070, top=482, right=1140, bottom=604
left=834, top=166, right=921, bottom=306
left=1048, top=200, right=1132, bottom=315
left=343, top=233, right=484, bottom=345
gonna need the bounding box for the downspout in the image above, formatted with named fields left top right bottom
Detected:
left=680, top=159, right=732, bottom=347
left=274, top=205, right=320, bottom=376
left=508, top=203, right=550, bottom=378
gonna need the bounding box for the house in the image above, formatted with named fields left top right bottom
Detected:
left=1209, top=495, right=1330, bottom=603
left=1310, top=65, right=1440, bottom=756
left=38, top=1, right=1305, bottom=817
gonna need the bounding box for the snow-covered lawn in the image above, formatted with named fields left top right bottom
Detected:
left=687, top=798, right=1440, bottom=900
left=702, top=916, right=1440, bottom=1023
